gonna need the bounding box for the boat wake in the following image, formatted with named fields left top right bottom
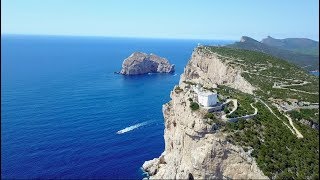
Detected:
left=173, top=73, right=178, bottom=76
left=116, top=121, right=149, bottom=134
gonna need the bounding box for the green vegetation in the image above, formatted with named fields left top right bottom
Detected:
left=223, top=106, right=230, bottom=114
left=289, top=109, right=319, bottom=124
left=227, top=105, right=250, bottom=118
left=292, top=47, right=319, bottom=56
left=197, top=46, right=319, bottom=179
left=286, top=83, right=319, bottom=93
left=190, top=102, right=199, bottom=111
left=183, top=80, right=196, bottom=85
left=204, top=113, right=219, bottom=125
left=216, top=85, right=255, bottom=118
left=224, top=36, right=319, bottom=71
left=261, top=36, right=319, bottom=56
left=201, top=46, right=319, bottom=103
left=174, top=86, right=183, bottom=93
left=249, top=78, right=319, bottom=103
left=204, top=112, right=215, bottom=119
left=223, top=102, right=319, bottom=179
left=204, top=112, right=225, bottom=126
left=203, top=86, right=216, bottom=92
left=228, top=98, right=255, bottom=118
left=217, top=95, right=224, bottom=102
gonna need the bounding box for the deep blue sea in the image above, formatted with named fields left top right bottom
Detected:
left=1, top=35, right=233, bottom=179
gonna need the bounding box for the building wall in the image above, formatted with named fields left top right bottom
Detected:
left=208, top=94, right=217, bottom=106
left=198, top=94, right=217, bottom=107
left=198, top=95, right=208, bottom=106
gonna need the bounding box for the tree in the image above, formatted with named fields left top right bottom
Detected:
left=190, top=102, right=199, bottom=111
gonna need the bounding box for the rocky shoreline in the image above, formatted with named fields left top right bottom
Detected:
left=119, top=52, right=175, bottom=75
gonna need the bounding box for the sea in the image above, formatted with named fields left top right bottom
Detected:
left=1, top=35, right=233, bottom=179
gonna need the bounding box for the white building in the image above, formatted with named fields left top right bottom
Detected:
left=191, top=84, right=218, bottom=107
left=198, top=91, right=218, bottom=107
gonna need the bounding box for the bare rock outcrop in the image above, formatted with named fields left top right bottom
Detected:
left=180, top=47, right=256, bottom=94
left=142, top=47, right=267, bottom=179
left=119, top=52, right=175, bottom=75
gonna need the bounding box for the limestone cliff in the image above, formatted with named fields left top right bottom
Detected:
left=120, top=52, right=175, bottom=75
left=142, top=47, right=267, bottom=179
left=180, top=47, right=255, bottom=94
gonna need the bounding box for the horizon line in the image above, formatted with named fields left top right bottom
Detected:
left=1, top=33, right=238, bottom=41
left=2, top=33, right=318, bottom=42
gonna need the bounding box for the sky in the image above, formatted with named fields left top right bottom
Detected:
left=1, top=0, right=319, bottom=40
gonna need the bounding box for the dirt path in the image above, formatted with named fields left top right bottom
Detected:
left=222, top=99, right=258, bottom=121
left=274, top=81, right=310, bottom=87
left=250, top=101, right=258, bottom=115
left=258, top=99, right=303, bottom=138
left=284, top=114, right=304, bottom=138
left=221, top=99, right=237, bottom=120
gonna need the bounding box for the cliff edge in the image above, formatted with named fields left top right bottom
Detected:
left=142, top=47, right=266, bottom=179
left=120, top=52, right=175, bottom=75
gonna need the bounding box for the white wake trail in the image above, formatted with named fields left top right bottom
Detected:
left=116, top=121, right=149, bottom=134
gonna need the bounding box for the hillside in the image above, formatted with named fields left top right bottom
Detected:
left=205, top=46, right=319, bottom=179
left=143, top=46, right=319, bottom=179
left=261, top=36, right=319, bottom=56
left=227, top=36, right=319, bottom=71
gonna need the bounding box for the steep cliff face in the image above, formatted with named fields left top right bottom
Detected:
left=180, top=48, right=255, bottom=94
left=120, top=52, right=175, bottom=75
left=142, top=47, right=267, bottom=179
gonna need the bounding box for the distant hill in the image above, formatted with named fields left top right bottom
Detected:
left=261, top=36, right=319, bottom=56
left=227, top=36, right=319, bottom=71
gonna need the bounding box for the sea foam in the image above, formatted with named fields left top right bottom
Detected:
left=116, top=121, right=149, bottom=134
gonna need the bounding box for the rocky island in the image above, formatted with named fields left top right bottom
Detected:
left=119, top=52, right=175, bottom=75
left=142, top=46, right=319, bottom=179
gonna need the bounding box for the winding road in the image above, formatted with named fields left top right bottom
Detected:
left=272, top=82, right=318, bottom=95
left=221, top=99, right=237, bottom=120
left=243, top=71, right=318, bottom=95
left=221, top=99, right=258, bottom=121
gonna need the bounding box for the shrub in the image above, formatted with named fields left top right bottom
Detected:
left=204, top=113, right=216, bottom=120
left=183, top=81, right=196, bottom=85
left=224, top=107, right=230, bottom=114
left=243, top=147, right=248, bottom=152
left=174, top=86, right=183, bottom=93
left=190, top=102, right=199, bottom=111
left=188, top=98, right=193, bottom=102
left=204, top=113, right=220, bottom=125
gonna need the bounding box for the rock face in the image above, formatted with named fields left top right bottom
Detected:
left=180, top=47, right=256, bottom=94
left=120, top=52, right=175, bottom=75
left=142, top=47, right=267, bottom=179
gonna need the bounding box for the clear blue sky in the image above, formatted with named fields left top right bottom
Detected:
left=1, top=0, right=319, bottom=40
